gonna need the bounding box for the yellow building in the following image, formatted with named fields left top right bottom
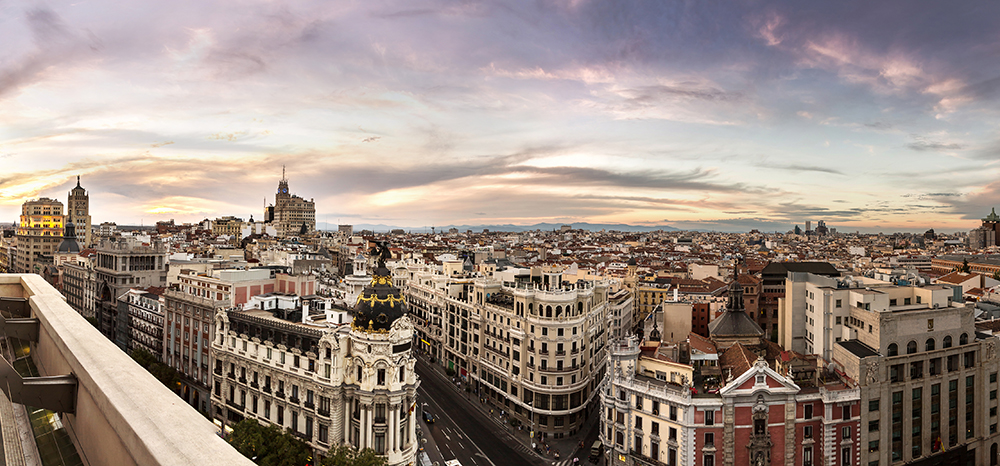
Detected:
left=15, top=198, right=64, bottom=274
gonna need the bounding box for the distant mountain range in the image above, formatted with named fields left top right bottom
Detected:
left=344, top=222, right=683, bottom=233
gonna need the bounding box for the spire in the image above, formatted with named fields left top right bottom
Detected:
left=282, top=165, right=286, bottom=181
left=76, top=175, right=81, bottom=188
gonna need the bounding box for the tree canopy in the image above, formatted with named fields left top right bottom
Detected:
left=227, top=419, right=312, bottom=466
left=226, top=419, right=387, bottom=466
left=129, top=348, right=179, bottom=388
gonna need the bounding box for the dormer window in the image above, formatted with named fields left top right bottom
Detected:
left=756, top=375, right=765, bottom=384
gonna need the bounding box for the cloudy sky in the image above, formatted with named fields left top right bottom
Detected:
left=1, top=1, right=999, bottom=233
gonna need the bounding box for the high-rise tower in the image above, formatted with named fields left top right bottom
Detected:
left=67, top=176, right=92, bottom=246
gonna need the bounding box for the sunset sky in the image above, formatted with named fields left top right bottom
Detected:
left=2, top=1, right=999, bottom=232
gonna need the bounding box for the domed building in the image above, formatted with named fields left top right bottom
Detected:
left=212, top=241, right=418, bottom=465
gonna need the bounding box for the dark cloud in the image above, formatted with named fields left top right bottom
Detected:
left=759, top=164, right=843, bottom=175
left=864, top=121, right=892, bottom=130
left=906, top=141, right=966, bottom=152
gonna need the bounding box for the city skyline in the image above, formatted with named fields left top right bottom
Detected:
left=2, top=1, right=1000, bottom=233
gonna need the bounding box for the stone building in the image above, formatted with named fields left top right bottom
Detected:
left=15, top=197, right=63, bottom=274
left=67, top=176, right=93, bottom=247
left=401, top=260, right=610, bottom=438
left=266, top=169, right=316, bottom=237
left=601, top=335, right=860, bottom=466
left=833, top=289, right=1000, bottom=465
left=93, top=239, right=168, bottom=350
left=118, top=288, right=165, bottom=359
left=211, top=247, right=418, bottom=465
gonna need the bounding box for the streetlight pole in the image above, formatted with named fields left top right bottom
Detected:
left=527, top=400, right=535, bottom=451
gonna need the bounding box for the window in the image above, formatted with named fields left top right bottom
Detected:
left=869, top=420, right=879, bottom=432
left=888, top=343, right=898, bottom=356
left=804, top=447, right=813, bottom=466
left=836, top=299, right=842, bottom=308
left=843, top=405, right=852, bottom=420
left=926, top=338, right=935, bottom=351
left=944, top=335, right=953, bottom=348
left=842, top=426, right=851, bottom=439
left=907, top=341, right=917, bottom=354
left=805, top=404, right=813, bottom=419
left=669, top=427, right=677, bottom=441
left=704, top=409, right=713, bottom=425
left=636, top=395, right=643, bottom=410
left=704, top=454, right=714, bottom=466
left=842, top=446, right=851, bottom=465
left=804, top=425, right=813, bottom=439
left=705, top=432, right=714, bottom=446
left=636, top=416, right=643, bottom=430
left=869, top=399, right=880, bottom=411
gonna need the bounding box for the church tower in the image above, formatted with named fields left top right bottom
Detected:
left=67, top=176, right=92, bottom=246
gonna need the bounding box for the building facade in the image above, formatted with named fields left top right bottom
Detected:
left=268, top=171, right=316, bottom=237
left=15, top=197, right=64, bottom=274
left=601, top=336, right=861, bottom=466
left=118, top=288, right=165, bottom=359
left=211, top=251, right=418, bottom=465
left=67, top=176, right=93, bottom=247
left=93, top=240, right=168, bottom=349
left=401, top=261, right=610, bottom=438
left=833, top=293, right=1000, bottom=466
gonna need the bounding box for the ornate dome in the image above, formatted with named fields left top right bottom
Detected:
left=352, top=242, right=407, bottom=332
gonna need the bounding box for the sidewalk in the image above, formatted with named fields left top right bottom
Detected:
left=416, top=351, right=601, bottom=465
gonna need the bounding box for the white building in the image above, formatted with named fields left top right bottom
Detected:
left=212, top=253, right=418, bottom=465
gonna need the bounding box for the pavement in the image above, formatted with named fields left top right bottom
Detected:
left=415, top=351, right=604, bottom=466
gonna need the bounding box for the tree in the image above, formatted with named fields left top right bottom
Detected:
left=321, top=445, right=387, bottom=466
left=960, top=258, right=971, bottom=273
left=228, top=419, right=313, bottom=466
left=129, top=348, right=179, bottom=388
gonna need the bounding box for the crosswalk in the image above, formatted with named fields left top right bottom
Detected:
left=551, top=458, right=581, bottom=466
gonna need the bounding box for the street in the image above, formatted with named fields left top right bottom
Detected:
left=416, top=359, right=538, bottom=466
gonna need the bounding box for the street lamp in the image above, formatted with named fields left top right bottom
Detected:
left=527, top=400, right=535, bottom=450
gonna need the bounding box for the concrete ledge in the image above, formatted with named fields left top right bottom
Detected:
left=1, top=274, right=254, bottom=466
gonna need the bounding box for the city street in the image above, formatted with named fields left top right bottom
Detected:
left=416, top=359, right=537, bottom=466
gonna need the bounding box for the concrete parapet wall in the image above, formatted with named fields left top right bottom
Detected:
left=2, top=274, right=254, bottom=466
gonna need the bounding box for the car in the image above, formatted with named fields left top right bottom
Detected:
left=423, top=411, right=435, bottom=423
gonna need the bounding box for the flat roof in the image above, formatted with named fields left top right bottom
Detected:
left=838, top=340, right=879, bottom=359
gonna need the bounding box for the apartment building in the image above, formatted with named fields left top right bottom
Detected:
left=602, top=336, right=860, bottom=466
left=15, top=197, right=63, bottom=274
left=92, top=240, right=168, bottom=349
left=118, top=288, right=165, bottom=359
left=165, top=267, right=319, bottom=413
left=833, top=292, right=1000, bottom=465
left=401, top=261, right=610, bottom=438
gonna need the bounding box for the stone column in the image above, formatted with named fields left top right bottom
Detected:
left=390, top=406, right=399, bottom=454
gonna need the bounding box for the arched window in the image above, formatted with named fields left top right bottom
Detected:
left=546, top=305, right=552, bottom=318
left=888, top=343, right=898, bottom=356
left=960, top=333, right=969, bottom=345
left=555, top=306, right=562, bottom=317
left=907, top=341, right=917, bottom=354
left=926, top=338, right=935, bottom=351
left=944, top=335, right=953, bottom=348
left=991, top=442, right=998, bottom=466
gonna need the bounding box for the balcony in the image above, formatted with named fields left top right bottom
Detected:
left=250, top=381, right=259, bottom=389
left=289, top=396, right=300, bottom=404
left=227, top=372, right=235, bottom=380
left=0, top=274, right=254, bottom=466
left=263, top=385, right=272, bottom=394
left=317, top=409, right=330, bottom=417
left=275, top=391, right=286, bottom=399
left=304, top=401, right=315, bottom=409
left=239, top=376, right=247, bottom=384
left=213, top=367, right=222, bottom=376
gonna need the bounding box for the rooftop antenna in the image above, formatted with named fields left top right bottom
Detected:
left=282, top=165, right=286, bottom=181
